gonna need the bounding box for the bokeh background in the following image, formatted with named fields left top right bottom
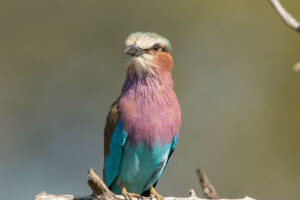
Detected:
left=1, top=0, right=299, bottom=199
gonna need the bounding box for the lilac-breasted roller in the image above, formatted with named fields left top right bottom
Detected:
left=103, top=32, right=181, bottom=200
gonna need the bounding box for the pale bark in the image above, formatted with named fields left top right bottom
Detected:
left=33, top=169, right=255, bottom=200
left=269, top=0, right=300, bottom=33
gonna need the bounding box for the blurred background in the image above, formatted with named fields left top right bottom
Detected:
left=0, top=0, right=299, bottom=199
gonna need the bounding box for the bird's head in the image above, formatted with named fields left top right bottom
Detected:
left=125, top=32, right=173, bottom=76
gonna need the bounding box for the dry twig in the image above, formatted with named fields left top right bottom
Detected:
left=269, top=0, right=300, bottom=33
left=33, top=169, right=255, bottom=200
left=293, top=62, right=300, bottom=72
left=196, top=169, right=218, bottom=199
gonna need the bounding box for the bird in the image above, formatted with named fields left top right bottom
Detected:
left=103, top=32, right=181, bottom=200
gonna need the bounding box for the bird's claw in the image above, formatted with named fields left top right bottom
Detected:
left=150, top=186, right=164, bottom=200
left=122, top=187, right=141, bottom=200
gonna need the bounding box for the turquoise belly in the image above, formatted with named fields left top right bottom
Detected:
left=110, top=141, right=171, bottom=194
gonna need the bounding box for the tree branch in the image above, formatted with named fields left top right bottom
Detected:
left=269, top=0, right=300, bottom=33
left=294, top=62, right=300, bottom=72
left=33, top=169, right=255, bottom=200
left=196, top=169, right=218, bottom=199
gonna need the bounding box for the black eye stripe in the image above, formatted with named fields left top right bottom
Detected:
left=143, top=44, right=168, bottom=52
left=153, top=44, right=160, bottom=50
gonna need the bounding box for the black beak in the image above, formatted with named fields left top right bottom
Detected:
left=125, top=45, right=144, bottom=56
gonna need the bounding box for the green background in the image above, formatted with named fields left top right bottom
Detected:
left=1, top=1, right=299, bottom=199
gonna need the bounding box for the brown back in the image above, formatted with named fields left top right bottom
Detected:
left=103, top=101, right=120, bottom=180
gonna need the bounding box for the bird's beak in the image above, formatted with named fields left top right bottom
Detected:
left=125, top=45, right=144, bottom=57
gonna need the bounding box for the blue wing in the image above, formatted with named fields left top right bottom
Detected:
left=142, top=134, right=178, bottom=193
left=104, top=121, right=128, bottom=187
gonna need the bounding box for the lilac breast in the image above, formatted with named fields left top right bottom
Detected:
left=118, top=77, right=181, bottom=147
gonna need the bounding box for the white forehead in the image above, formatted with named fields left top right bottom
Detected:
left=125, top=32, right=171, bottom=51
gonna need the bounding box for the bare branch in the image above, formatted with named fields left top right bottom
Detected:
left=196, top=169, right=218, bottom=199
left=33, top=169, right=255, bottom=200
left=34, top=191, right=255, bottom=200
left=294, top=62, right=300, bottom=72
left=87, top=169, right=116, bottom=199
left=34, top=192, right=92, bottom=200
left=269, top=0, right=300, bottom=33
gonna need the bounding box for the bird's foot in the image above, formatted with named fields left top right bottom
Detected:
left=150, top=186, right=163, bottom=200
left=122, top=187, right=141, bottom=200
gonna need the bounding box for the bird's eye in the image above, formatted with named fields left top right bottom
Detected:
left=153, top=44, right=160, bottom=51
